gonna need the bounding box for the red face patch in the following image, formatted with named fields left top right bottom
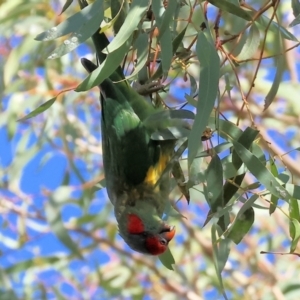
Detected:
left=145, top=236, right=167, bottom=255
left=127, top=214, right=145, bottom=234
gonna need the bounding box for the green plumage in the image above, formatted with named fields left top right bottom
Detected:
left=82, top=56, right=175, bottom=254
left=81, top=58, right=170, bottom=203
left=80, top=0, right=191, bottom=254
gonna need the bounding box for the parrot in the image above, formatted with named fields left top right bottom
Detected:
left=79, top=1, right=192, bottom=255
left=82, top=48, right=176, bottom=255
left=81, top=58, right=177, bottom=255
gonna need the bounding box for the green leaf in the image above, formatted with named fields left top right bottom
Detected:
left=216, top=235, right=231, bottom=273
left=185, top=94, right=197, bottom=107
left=264, top=56, right=285, bottom=111
left=231, top=127, right=259, bottom=171
left=76, top=40, right=130, bottom=91
left=111, top=0, right=128, bottom=34
left=60, top=0, right=73, bottom=14
left=210, top=117, right=243, bottom=140
left=231, top=139, right=290, bottom=201
left=255, top=14, right=298, bottom=42
left=91, top=178, right=106, bottom=193
left=205, top=154, right=224, bottom=212
left=290, top=198, right=300, bottom=222
left=143, top=109, right=194, bottom=125
left=18, top=97, right=57, bottom=121
left=151, top=26, right=188, bottom=80
left=126, top=32, right=148, bottom=80
left=289, top=14, right=300, bottom=28
left=48, top=4, right=104, bottom=59
left=103, top=0, right=148, bottom=53
left=152, top=0, right=178, bottom=76
left=292, top=0, right=300, bottom=17
left=289, top=198, right=300, bottom=250
left=152, top=0, right=177, bottom=38
left=151, top=127, right=191, bottom=140
left=226, top=195, right=257, bottom=244
left=35, top=0, right=103, bottom=41
left=158, top=248, right=175, bottom=270
left=236, top=23, right=260, bottom=61
left=188, top=31, right=220, bottom=168
left=286, top=184, right=300, bottom=200
left=159, top=29, right=173, bottom=77
left=215, top=126, right=258, bottom=231
left=269, top=156, right=279, bottom=215
left=290, top=0, right=300, bottom=27
left=208, top=0, right=252, bottom=21
left=290, top=218, right=300, bottom=253
left=211, top=224, right=229, bottom=300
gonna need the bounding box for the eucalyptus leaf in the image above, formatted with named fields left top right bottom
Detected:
left=290, top=218, right=300, bottom=253
left=188, top=31, right=220, bottom=168
left=35, top=0, right=103, bottom=41
left=226, top=195, right=257, bottom=244
left=103, top=0, right=148, bottom=53
left=18, top=97, right=57, bottom=121
left=208, top=0, right=252, bottom=21
left=158, top=248, right=175, bottom=271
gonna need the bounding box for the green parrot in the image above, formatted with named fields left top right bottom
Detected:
left=80, top=15, right=192, bottom=255
left=82, top=55, right=177, bottom=255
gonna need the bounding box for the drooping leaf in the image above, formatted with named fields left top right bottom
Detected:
left=48, top=4, right=104, bottom=59
left=151, top=26, right=188, bottom=80
left=60, top=0, right=73, bottom=14
left=35, top=0, right=103, bottom=41
left=18, top=97, right=57, bottom=121
left=289, top=14, right=300, bottom=28
left=208, top=0, right=252, bottom=21
left=231, top=139, right=290, bottom=201
left=286, top=184, right=300, bottom=200
left=264, top=55, right=285, bottom=111
left=111, top=0, right=128, bottom=34
left=289, top=198, right=300, bottom=253
left=269, top=156, right=279, bottom=215
left=290, top=0, right=300, bottom=27
left=152, top=0, right=178, bottom=76
left=158, top=29, right=173, bottom=77
left=255, top=14, right=298, bottom=41
left=226, top=195, right=257, bottom=244
left=159, top=248, right=175, bottom=271
left=236, top=23, right=260, bottom=61
left=292, top=0, right=300, bottom=17
left=188, top=31, right=220, bottom=168
left=76, top=40, right=131, bottom=91
left=211, top=224, right=229, bottom=300
left=103, top=0, right=148, bottom=54
left=152, top=0, right=178, bottom=38
left=290, top=218, right=300, bottom=253
left=205, top=154, right=224, bottom=212
left=126, top=32, right=149, bottom=80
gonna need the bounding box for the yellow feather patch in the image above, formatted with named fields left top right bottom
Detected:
left=144, top=153, right=170, bottom=186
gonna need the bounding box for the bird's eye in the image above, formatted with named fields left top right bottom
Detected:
left=160, top=239, right=167, bottom=245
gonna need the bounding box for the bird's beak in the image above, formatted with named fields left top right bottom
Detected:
left=160, top=224, right=176, bottom=242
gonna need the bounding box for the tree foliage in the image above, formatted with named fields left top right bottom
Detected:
left=1, top=0, right=300, bottom=299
